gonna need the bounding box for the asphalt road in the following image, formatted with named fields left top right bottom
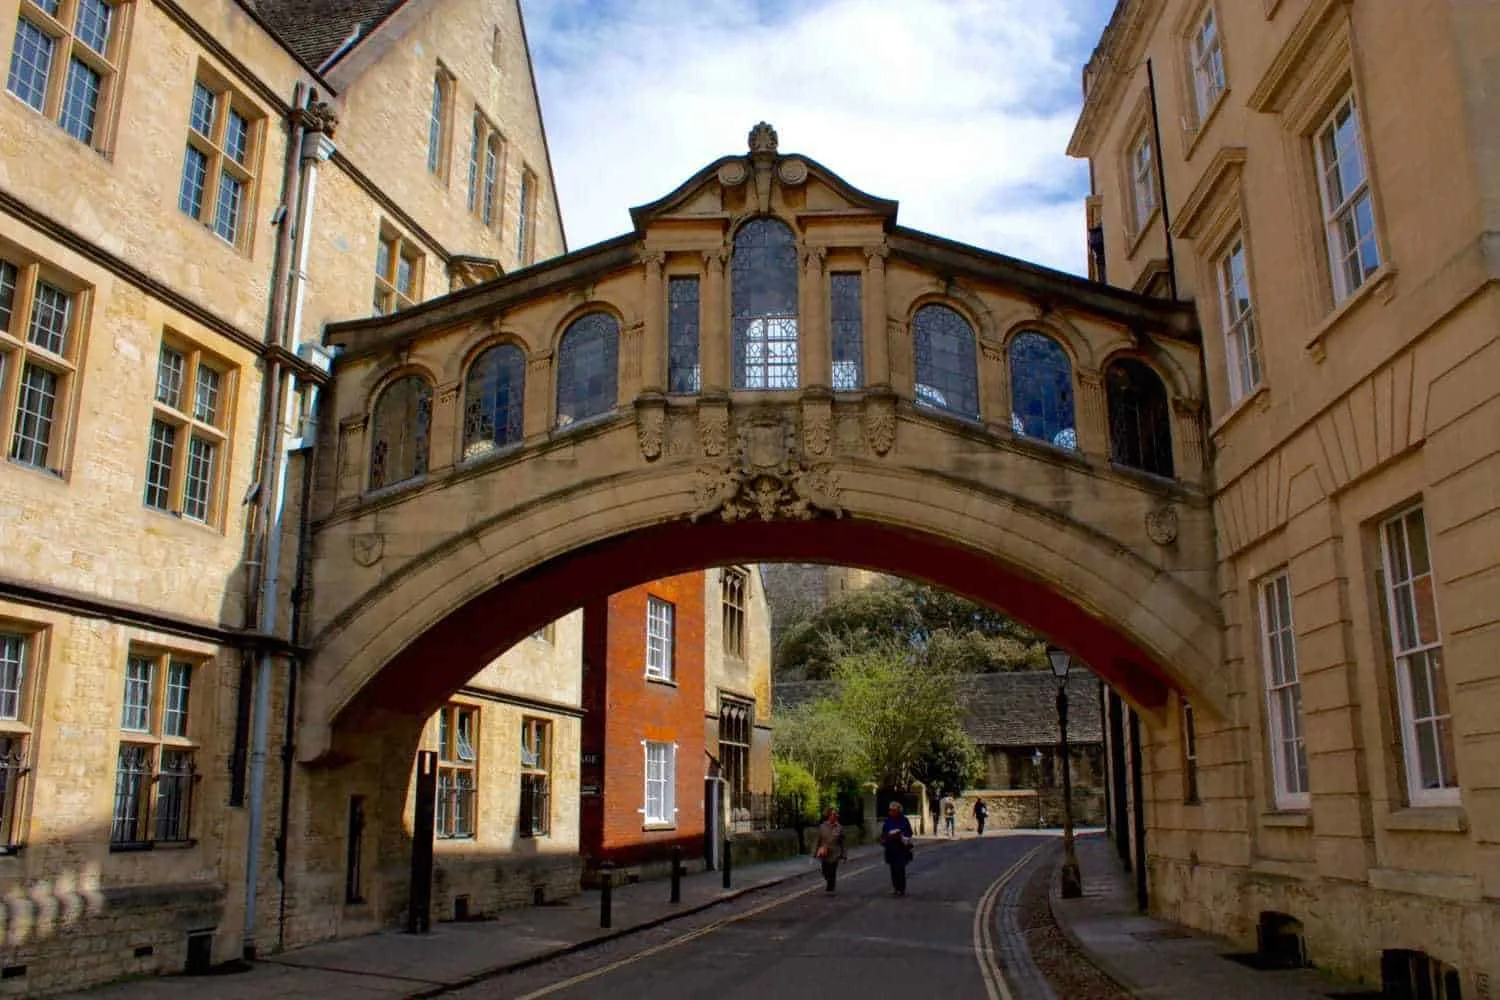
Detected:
left=458, top=833, right=1052, bottom=1000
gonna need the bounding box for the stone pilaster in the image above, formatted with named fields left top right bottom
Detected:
left=524, top=350, right=553, bottom=437
left=1075, top=368, right=1108, bottom=457
left=862, top=244, right=890, bottom=389
left=799, top=244, right=828, bottom=390
left=1171, top=396, right=1206, bottom=486
left=978, top=341, right=1009, bottom=431
left=700, top=247, right=729, bottom=393
left=429, top=380, right=461, bottom=472
left=638, top=250, right=667, bottom=395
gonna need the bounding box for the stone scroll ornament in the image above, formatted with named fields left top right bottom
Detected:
left=636, top=404, right=664, bottom=461
left=690, top=409, right=843, bottom=523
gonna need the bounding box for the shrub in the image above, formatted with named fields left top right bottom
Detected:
left=773, top=758, right=821, bottom=826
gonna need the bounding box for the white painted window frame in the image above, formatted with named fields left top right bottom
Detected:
left=1129, top=128, right=1157, bottom=231
left=642, top=739, right=676, bottom=825
left=645, top=595, right=674, bottom=681
left=1313, top=91, right=1381, bottom=303
left=1216, top=234, right=1261, bottom=404
left=1258, top=572, right=1309, bottom=810
left=1380, top=506, right=1459, bottom=807
left=1190, top=3, right=1225, bottom=120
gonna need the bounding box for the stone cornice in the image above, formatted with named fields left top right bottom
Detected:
left=1247, top=0, right=1354, bottom=113
left=1066, top=0, right=1166, bottom=158
left=1172, top=147, right=1248, bottom=239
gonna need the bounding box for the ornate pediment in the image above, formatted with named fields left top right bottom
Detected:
left=628, top=122, right=899, bottom=232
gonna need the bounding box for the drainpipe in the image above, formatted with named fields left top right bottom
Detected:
left=234, top=83, right=305, bottom=806
left=243, top=92, right=337, bottom=961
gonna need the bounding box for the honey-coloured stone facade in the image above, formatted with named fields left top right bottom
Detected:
left=1070, top=0, right=1500, bottom=988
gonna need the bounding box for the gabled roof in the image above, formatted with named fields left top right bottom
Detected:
left=251, top=0, right=405, bottom=70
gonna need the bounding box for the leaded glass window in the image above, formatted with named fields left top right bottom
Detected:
left=668, top=276, right=700, bottom=394
left=555, top=312, right=618, bottom=427
left=1106, top=358, right=1174, bottom=478
left=463, top=343, right=524, bottom=460
left=912, top=304, right=978, bottom=418
left=368, top=375, right=432, bottom=490
left=731, top=218, right=799, bottom=390
left=830, top=273, right=863, bottom=390
left=1009, top=332, right=1076, bottom=449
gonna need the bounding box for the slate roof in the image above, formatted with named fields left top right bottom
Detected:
left=773, top=671, right=1104, bottom=747
left=958, top=672, right=1103, bottom=747
left=250, top=0, right=406, bottom=71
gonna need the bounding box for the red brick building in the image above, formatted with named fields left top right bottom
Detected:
left=579, top=571, right=707, bottom=868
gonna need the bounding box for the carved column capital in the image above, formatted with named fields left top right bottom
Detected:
left=798, top=243, right=828, bottom=272
left=863, top=244, right=889, bottom=268
left=638, top=249, right=667, bottom=270
left=702, top=247, right=730, bottom=273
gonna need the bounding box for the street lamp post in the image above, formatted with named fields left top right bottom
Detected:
left=1048, top=646, right=1084, bottom=899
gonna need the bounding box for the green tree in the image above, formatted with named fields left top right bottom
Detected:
left=772, top=758, right=822, bottom=825
left=911, top=723, right=986, bottom=796
left=774, top=578, right=1046, bottom=680
left=772, top=697, right=863, bottom=791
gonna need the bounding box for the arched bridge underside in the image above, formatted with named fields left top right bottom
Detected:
left=301, top=125, right=1221, bottom=763
left=302, top=399, right=1221, bottom=762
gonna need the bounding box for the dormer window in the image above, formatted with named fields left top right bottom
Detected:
left=731, top=217, right=799, bottom=390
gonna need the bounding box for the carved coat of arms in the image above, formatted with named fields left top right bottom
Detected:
left=690, top=409, right=843, bottom=523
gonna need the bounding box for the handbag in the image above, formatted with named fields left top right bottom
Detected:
left=815, top=845, right=829, bottom=859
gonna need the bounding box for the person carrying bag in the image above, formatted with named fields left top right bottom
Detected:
left=814, top=807, right=847, bottom=892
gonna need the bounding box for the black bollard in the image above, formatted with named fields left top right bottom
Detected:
left=670, top=846, right=682, bottom=904
left=722, top=836, right=732, bottom=890
left=599, top=862, right=614, bottom=929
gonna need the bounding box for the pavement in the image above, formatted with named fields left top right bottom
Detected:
left=58, top=841, right=903, bottom=1000
left=1050, top=832, right=1373, bottom=999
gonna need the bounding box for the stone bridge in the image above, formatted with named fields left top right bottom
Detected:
left=299, top=123, right=1221, bottom=764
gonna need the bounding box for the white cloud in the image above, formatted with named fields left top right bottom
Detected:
left=523, top=0, right=1111, bottom=276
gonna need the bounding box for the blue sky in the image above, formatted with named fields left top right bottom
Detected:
left=522, top=0, right=1118, bottom=276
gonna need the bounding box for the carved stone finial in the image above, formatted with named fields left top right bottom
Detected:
left=748, top=121, right=779, bottom=155
left=298, top=100, right=340, bottom=137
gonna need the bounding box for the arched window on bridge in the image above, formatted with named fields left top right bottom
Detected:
left=912, top=303, right=979, bottom=419
left=1106, top=357, right=1174, bottom=478
left=731, top=217, right=799, bottom=390
left=368, top=375, right=432, bottom=490
left=463, top=343, right=525, bottom=460
left=1009, top=331, right=1076, bottom=449
left=555, top=312, right=619, bottom=428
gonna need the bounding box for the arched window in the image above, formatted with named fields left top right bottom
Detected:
left=731, top=217, right=799, bottom=389
left=1009, top=331, right=1076, bottom=449
left=463, top=343, right=525, bottom=460
left=369, top=375, right=432, bottom=490
left=912, top=304, right=979, bottom=418
left=1106, top=358, right=1174, bottom=477
left=555, top=312, right=618, bottom=427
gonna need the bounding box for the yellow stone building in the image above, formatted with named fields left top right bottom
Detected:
left=1070, top=0, right=1498, bottom=989
left=0, top=0, right=566, bottom=992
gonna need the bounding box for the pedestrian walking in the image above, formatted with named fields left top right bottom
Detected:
left=879, top=801, right=915, bottom=896
left=973, top=797, right=989, bottom=837
left=940, top=792, right=956, bottom=837
left=814, top=807, right=846, bottom=892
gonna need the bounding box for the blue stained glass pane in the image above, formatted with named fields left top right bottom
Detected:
left=74, top=0, right=112, bottom=55
left=179, top=145, right=208, bottom=217
left=224, top=109, right=250, bottom=164
left=7, top=18, right=54, bottom=112
left=731, top=217, right=799, bottom=390
left=1008, top=331, right=1075, bottom=446
left=368, top=376, right=432, bottom=490
left=830, top=273, right=862, bottom=390
left=667, top=276, right=700, bottom=394
left=913, top=303, right=979, bottom=419
left=556, top=312, right=618, bottom=426
left=463, top=343, right=525, bottom=459
left=59, top=57, right=100, bottom=144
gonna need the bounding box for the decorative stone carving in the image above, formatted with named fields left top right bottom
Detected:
left=698, top=405, right=729, bottom=457
left=802, top=397, right=832, bottom=457
left=863, top=244, right=889, bottom=267
left=298, top=99, right=340, bottom=136
left=438, top=381, right=460, bottom=404
left=1146, top=503, right=1179, bottom=545
left=636, top=401, right=664, bottom=461
left=748, top=121, right=779, bottom=155
left=637, top=249, right=667, bottom=269
left=865, top=395, right=896, bottom=456
left=799, top=243, right=827, bottom=272
left=621, top=323, right=643, bottom=383
left=351, top=533, right=383, bottom=567
left=690, top=407, right=843, bottom=523
left=778, top=157, right=809, bottom=186
left=717, top=161, right=748, bottom=187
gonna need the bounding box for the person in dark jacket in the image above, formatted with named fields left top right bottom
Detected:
left=878, top=801, right=915, bottom=895
left=974, top=797, right=990, bottom=837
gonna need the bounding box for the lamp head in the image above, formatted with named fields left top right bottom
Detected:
left=1047, top=645, right=1072, bottom=680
